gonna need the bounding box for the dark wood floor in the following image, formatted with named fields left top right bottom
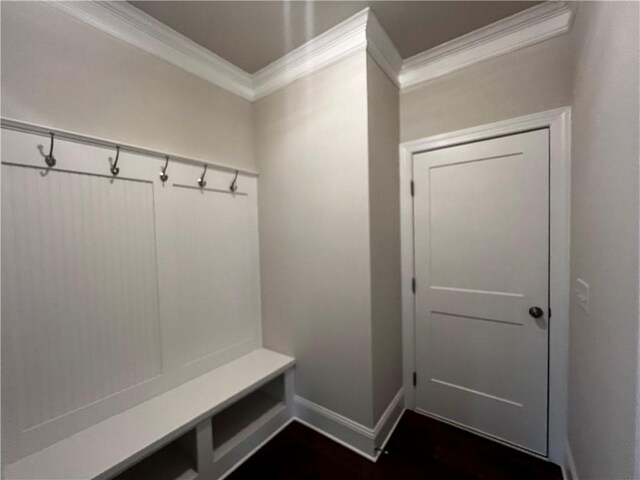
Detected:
left=228, top=411, right=562, bottom=480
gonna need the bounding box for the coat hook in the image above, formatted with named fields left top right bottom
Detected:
left=111, top=146, right=120, bottom=176
left=160, top=156, right=169, bottom=182
left=230, top=170, right=239, bottom=192
left=198, top=164, right=208, bottom=188
left=44, top=132, right=56, bottom=167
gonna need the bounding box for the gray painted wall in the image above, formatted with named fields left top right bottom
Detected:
left=0, top=1, right=255, bottom=172
left=568, top=2, right=640, bottom=478
left=255, top=52, right=377, bottom=427
left=256, top=52, right=403, bottom=429
left=400, top=34, right=573, bottom=142
left=367, top=57, right=403, bottom=423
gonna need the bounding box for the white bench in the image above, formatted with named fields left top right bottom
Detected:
left=4, top=349, right=295, bottom=480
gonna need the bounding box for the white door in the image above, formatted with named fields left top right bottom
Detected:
left=413, top=129, right=549, bottom=455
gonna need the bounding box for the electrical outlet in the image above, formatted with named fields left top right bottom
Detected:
left=574, top=279, right=589, bottom=314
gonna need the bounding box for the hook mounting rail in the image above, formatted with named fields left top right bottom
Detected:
left=1, top=117, right=258, bottom=178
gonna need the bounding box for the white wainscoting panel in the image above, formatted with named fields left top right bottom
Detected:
left=2, top=166, right=163, bottom=431
left=1, top=128, right=262, bottom=463
left=156, top=177, right=261, bottom=370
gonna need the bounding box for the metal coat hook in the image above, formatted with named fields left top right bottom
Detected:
left=198, top=164, right=208, bottom=188
left=111, top=146, right=120, bottom=176
left=160, top=156, right=169, bottom=183
left=44, top=133, right=56, bottom=167
left=230, top=170, right=239, bottom=192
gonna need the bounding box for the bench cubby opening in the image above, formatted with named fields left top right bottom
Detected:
left=211, top=375, right=286, bottom=460
left=111, top=429, right=198, bottom=480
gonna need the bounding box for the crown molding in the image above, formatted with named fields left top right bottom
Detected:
left=366, top=10, right=403, bottom=87
left=400, top=1, right=573, bottom=90
left=252, top=8, right=369, bottom=100
left=48, top=1, right=571, bottom=101
left=253, top=8, right=402, bottom=100
left=49, top=1, right=399, bottom=102
left=48, top=1, right=254, bottom=101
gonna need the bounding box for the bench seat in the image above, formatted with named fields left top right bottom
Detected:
left=5, top=349, right=295, bottom=480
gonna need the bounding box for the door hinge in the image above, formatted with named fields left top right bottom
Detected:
left=410, top=181, right=415, bottom=197
left=549, top=308, right=552, bottom=319
left=413, top=372, right=417, bottom=387
left=412, top=278, right=416, bottom=294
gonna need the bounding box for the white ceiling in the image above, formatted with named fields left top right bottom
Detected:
left=129, top=1, right=540, bottom=74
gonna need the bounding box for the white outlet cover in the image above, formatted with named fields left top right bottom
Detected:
left=575, top=279, right=589, bottom=314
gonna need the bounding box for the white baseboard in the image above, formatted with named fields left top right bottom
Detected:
left=294, top=417, right=379, bottom=461
left=214, top=389, right=405, bottom=477
left=294, top=388, right=405, bottom=461
left=563, top=438, right=579, bottom=480
left=376, top=402, right=405, bottom=455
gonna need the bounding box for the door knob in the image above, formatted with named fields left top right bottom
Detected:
left=529, top=306, right=544, bottom=318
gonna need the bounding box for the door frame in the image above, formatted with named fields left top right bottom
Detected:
left=399, top=107, right=571, bottom=465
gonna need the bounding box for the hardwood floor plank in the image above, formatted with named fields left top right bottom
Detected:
left=228, top=411, right=562, bottom=480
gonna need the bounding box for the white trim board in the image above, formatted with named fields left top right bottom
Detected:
left=0, top=117, right=259, bottom=177
left=294, top=389, right=405, bottom=460
left=399, top=107, right=571, bottom=466
left=48, top=1, right=571, bottom=101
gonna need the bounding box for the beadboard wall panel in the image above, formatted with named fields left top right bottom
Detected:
left=157, top=186, right=261, bottom=369
left=2, top=166, right=163, bottom=431
left=1, top=128, right=262, bottom=464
